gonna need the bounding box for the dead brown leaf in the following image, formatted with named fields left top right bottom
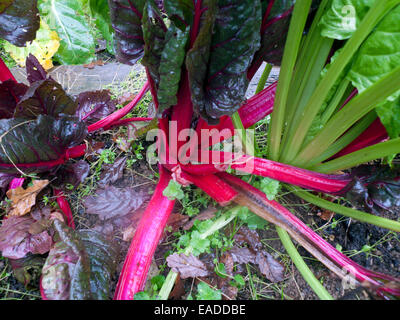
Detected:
left=6, top=180, right=49, bottom=217
left=166, top=213, right=189, bottom=233
left=317, top=210, right=335, bottom=221
left=83, top=60, right=104, bottom=69
left=166, top=253, right=210, bottom=279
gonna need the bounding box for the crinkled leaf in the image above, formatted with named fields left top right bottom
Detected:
left=202, top=0, right=262, bottom=123
left=163, top=0, right=194, bottom=30
left=229, top=246, right=255, bottom=264
left=6, top=179, right=49, bottom=217
left=156, top=24, right=189, bottom=115
left=3, top=19, right=60, bottom=70
left=320, top=0, right=374, bottom=40
left=0, top=80, right=28, bottom=119
left=39, top=0, right=95, bottom=65
left=166, top=253, right=210, bottom=279
left=347, top=5, right=400, bottom=142
left=98, top=156, right=127, bottom=187
left=41, top=220, right=118, bottom=300
left=186, top=0, right=217, bottom=118
left=0, top=0, right=40, bottom=47
left=141, top=0, right=166, bottom=86
left=83, top=185, right=147, bottom=220
left=253, top=0, right=295, bottom=67
left=26, top=54, right=48, bottom=84
left=14, top=79, right=77, bottom=119
left=76, top=90, right=116, bottom=124
left=256, top=177, right=280, bottom=201
left=0, top=115, right=87, bottom=174
left=0, top=216, right=52, bottom=259
left=255, top=251, right=284, bottom=282
left=108, top=0, right=146, bottom=65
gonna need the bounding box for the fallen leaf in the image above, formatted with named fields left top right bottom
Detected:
left=183, top=207, right=218, bottom=230
left=229, top=246, right=255, bottom=264
left=317, top=210, right=335, bottom=221
left=0, top=216, right=53, bottom=259
left=118, top=92, right=136, bottom=105
left=166, top=253, right=210, bottom=279
left=56, top=160, right=90, bottom=188
left=98, top=157, right=127, bottom=187
left=169, top=275, right=185, bottom=300
left=83, top=60, right=104, bottom=69
left=6, top=180, right=49, bottom=217
left=218, top=252, right=238, bottom=300
left=122, top=224, right=136, bottom=242
left=255, top=252, right=285, bottom=283
left=84, top=186, right=147, bottom=220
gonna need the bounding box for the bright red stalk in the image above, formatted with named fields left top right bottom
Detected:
left=332, top=118, right=389, bottom=159
left=87, top=81, right=150, bottom=132
left=9, top=178, right=24, bottom=189
left=114, top=166, right=175, bottom=300
left=220, top=172, right=400, bottom=299
left=54, top=189, right=75, bottom=229
left=181, top=150, right=351, bottom=194
left=103, top=117, right=153, bottom=130
left=0, top=58, right=15, bottom=82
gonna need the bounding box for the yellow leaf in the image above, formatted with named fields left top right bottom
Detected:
left=6, top=180, right=49, bottom=217
left=3, top=19, right=60, bottom=71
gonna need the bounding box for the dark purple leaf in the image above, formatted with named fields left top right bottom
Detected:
left=255, top=251, right=285, bottom=282
left=166, top=253, right=210, bottom=279
left=0, top=80, right=28, bottom=119
left=98, top=157, right=127, bottom=187
left=83, top=185, right=147, bottom=220
left=76, top=90, right=116, bottom=124
left=0, top=115, right=87, bottom=174
left=229, top=246, right=255, bottom=264
left=346, top=165, right=400, bottom=215
left=26, top=54, right=48, bottom=84
left=163, top=0, right=194, bottom=31
left=55, top=160, right=90, bottom=189
left=189, top=0, right=262, bottom=123
left=0, top=0, right=40, bottom=47
left=108, top=0, right=146, bottom=65
left=0, top=216, right=52, bottom=259
left=41, top=219, right=118, bottom=300
left=14, top=79, right=77, bottom=119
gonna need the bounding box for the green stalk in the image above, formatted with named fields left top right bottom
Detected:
left=280, top=0, right=400, bottom=164
left=302, top=112, right=377, bottom=168
left=320, top=80, right=351, bottom=125
left=158, top=207, right=241, bottom=300
left=276, top=227, right=334, bottom=300
left=295, top=66, right=400, bottom=165
left=311, top=138, right=400, bottom=174
left=255, top=63, right=273, bottom=95
left=287, top=186, right=400, bottom=233
left=267, top=0, right=313, bottom=161
left=231, top=111, right=255, bottom=156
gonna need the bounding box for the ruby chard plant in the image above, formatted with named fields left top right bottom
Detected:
left=0, top=0, right=400, bottom=300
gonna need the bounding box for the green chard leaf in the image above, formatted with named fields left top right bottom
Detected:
left=41, top=219, right=118, bottom=300
left=347, top=5, right=400, bottom=140
left=156, top=24, right=189, bottom=115
left=141, top=0, right=167, bottom=86
left=202, top=0, right=262, bottom=123
left=89, top=0, right=114, bottom=54
left=164, top=0, right=194, bottom=29
left=186, top=0, right=217, bottom=119
left=0, top=0, right=40, bottom=47
left=39, top=0, right=96, bottom=65
left=108, top=0, right=146, bottom=65
left=320, top=0, right=375, bottom=40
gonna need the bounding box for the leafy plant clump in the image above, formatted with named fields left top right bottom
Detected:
left=0, top=0, right=400, bottom=301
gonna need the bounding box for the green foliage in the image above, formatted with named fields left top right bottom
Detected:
left=196, top=282, right=222, bottom=300
left=163, top=180, right=185, bottom=201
